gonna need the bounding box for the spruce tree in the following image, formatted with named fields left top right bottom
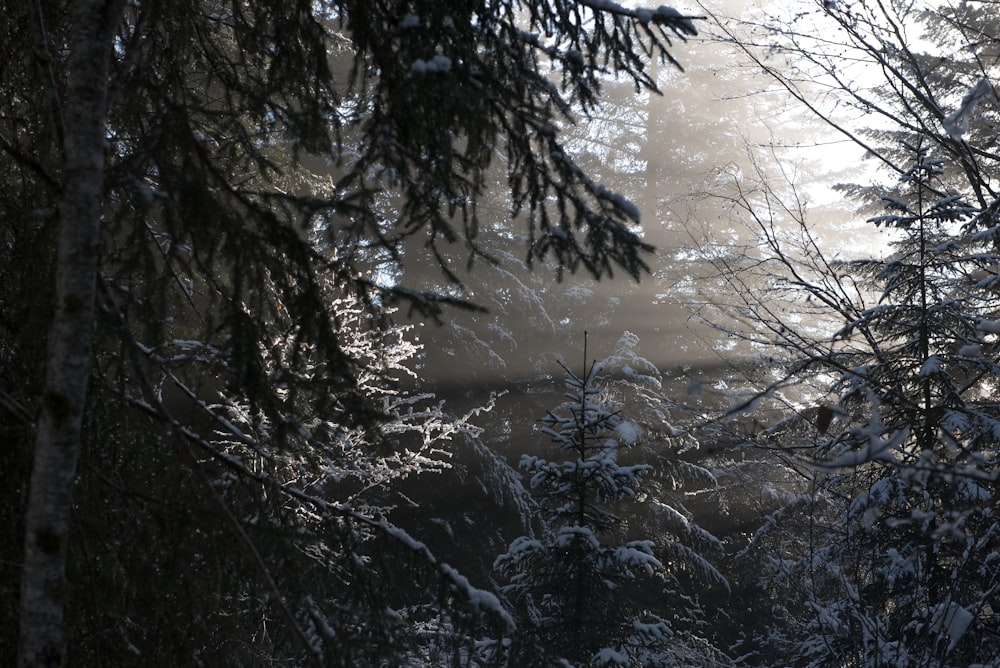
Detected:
left=495, top=334, right=729, bottom=667
left=744, top=141, right=1000, bottom=667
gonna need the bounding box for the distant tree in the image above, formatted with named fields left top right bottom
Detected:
left=712, top=0, right=1000, bottom=208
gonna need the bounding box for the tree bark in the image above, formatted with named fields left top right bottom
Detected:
left=18, top=2, right=123, bottom=665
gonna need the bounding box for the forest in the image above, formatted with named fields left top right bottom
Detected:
left=2, top=0, right=999, bottom=666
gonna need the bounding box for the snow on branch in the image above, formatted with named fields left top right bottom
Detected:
left=580, top=0, right=699, bottom=36
left=943, top=78, right=992, bottom=141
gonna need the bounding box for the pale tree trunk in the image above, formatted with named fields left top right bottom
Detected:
left=19, top=1, right=123, bottom=665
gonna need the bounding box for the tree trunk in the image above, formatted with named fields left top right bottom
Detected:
left=18, top=2, right=123, bottom=665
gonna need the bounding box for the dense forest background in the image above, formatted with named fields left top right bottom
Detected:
left=3, top=0, right=1000, bottom=666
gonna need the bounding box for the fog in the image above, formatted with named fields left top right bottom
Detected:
left=407, top=0, right=875, bottom=416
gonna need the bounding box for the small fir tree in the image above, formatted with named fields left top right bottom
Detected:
left=496, top=335, right=695, bottom=666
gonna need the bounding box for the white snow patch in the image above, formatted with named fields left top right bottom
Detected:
left=632, top=618, right=673, bottom=640
left=944, top=78, right=992, bottom=140
left=978, top=319, right=1000, bottom=334
left=614, top=542, right=661, bottom=576
left=592, top=647, right=628, bottom=665
left=825, top=426, right=908, bottom=468
left=959, top=343, right=982, bottom=357
left=930, top=602, right=975, bottom=652
left=563, top=284, right=594, bottom=300
left=919, top=355, right=942, bottom=377
left=411, top=55, right=452, bottom=74
left=880, top=195, right=909, bottom=211
left=595, top=184, right=640, bottom=222
left=502, top=536, right=543, bottom=558
left=615, top=419, right=643, bottom=444
left=654, top=5, right=698, bottom=34
left=556, top=525, right=599, bottom=549
left=378, top=521, right=429, bottom=554
left=439, top=562, right=515, bottom=629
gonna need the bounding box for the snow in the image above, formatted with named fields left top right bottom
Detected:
left=824, top=425, right=908, bottom=468
left=615, top=419, right=643, bottom=444
left=594, top=184, right=640, bottom=222
left=880, top=195, right=909, bottom=211
left=977, top=319, right=1000, bottom=334
left=556, top=525, right=600, bottom=549
left=170, top=338, right=222, bottom=352
left=398, top=13, right=419, bottom=29
left=613, top=541, right=661, bottom=576
left=501, top=536, right=544, bottom=558
left=930, top=602, right=975, bottom=652
left=439, top=563, right=516, bottom=630
left=954, top=477, right=990, bottom=503
left=632, top=618, right=672, bottom=640
left=629, top=3, right=697, bottom=34
left=592, top=647, right=628, bottom=665
left=429, top=517, right=454, bottom=538
left=861, top=506, right=879, bottom=530
left=655, top=5, right=697, bottom=34
left=584, top=0, right=624, bottom=11
left=377, top=520, right=430, bottom=555
left=943, top=78, right=992, bottom=140
left=411, top=55, right=452, bottom=74
left=959, top=343, right=982, bottom=357
left=918, top=355, right=942, bottom=377
left=563, top=284, right=594, bottom=300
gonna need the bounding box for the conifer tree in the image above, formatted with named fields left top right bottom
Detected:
left=495, top=334, right=730, bottom=667
left=805, top=141, right=1000, bottom=667
left=738, top=141, right=1000, bottom=667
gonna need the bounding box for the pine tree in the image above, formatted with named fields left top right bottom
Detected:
left=743, top=141, right=1000, bottom=667
left=495, top=334, right=730, bottom=667
left=598, top=332, right=733, bottom=661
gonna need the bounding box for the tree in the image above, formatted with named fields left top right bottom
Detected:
left=17, top=3, right=124, bottom=665
left=3, top=0, right=703, bottom=664
left=706, top=139, right=1000, bottom=666
left=495, top=338, right=668, bottom=665
left=73, top=295, right=514, bottom=665
left=597, top=331, right=734, bottom=662
left=495, top=334, right=730, bottom=666
left=680, top=4, right=1000, bottom=659
left=794, top=141, right=1000, bottom=667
